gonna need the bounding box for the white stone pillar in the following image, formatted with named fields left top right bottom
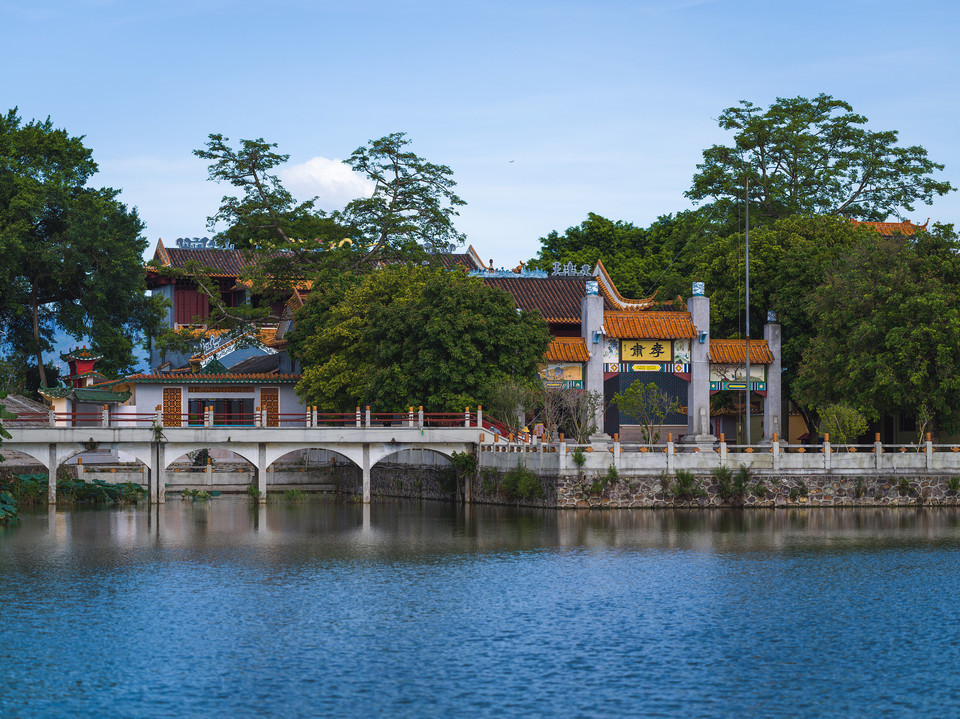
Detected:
left=257, top=442, right=267, bottom=503
left=362, top=444, right=371, bottom=503
left=763, top=320, right=782, bottom=442
left=685, top=290, right=716, bottom=448
left=580, top=284, right=605, bottom=436
left=47, top=443, right=57, bottom=505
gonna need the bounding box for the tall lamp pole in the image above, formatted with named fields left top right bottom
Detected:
left=745, top=176, right=751, bottom=445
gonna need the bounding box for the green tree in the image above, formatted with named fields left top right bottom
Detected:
left=686, top=94, right=954, bottom=225
left=292, top=264, right=428, bottom=412
left=695, top=214, right=876, bottom=431
left=797, top=225, right=960, bottom=437
left=365, top=269, right=550, bottom=412
left=293, top=266, right=550, bottom=412
left=340, top=132, right=466, bottom=265
left=526, top=210, right=716, bottom=301
left=0, top=109, right=165, bottom=383
left=160, top=132, right=466, bottom=357
left=611, top=381, right=681, bottom=446
left=817, top=404, right=868, bottom=445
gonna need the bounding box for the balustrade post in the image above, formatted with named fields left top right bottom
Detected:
left=477, top=405, right=483, bottom=429
left=464, top=407, right=470, bottom=428
left=823, top=433, right=831, bottom=470
left=418, top=406, right=424, bottom=430
left=559, top=437, right=568, bottom=474
left=772, top=432, right=781, bottom=471
left=365, top=406, right=371, bottom=429
left=719, top=433, right=728, bottom=466
left=312, top=406, right=318, bottom=428
left=102, top=404, right=109, bottom=428
left=926, top=432, right=934, bottom=471
left=207, top=457, right=213, bottom=483
left=356, top=407, right=361, bottom=428
left=667, top=433, right=675, bottom=474
left=155, top=405, right=162, bottom=428
left=76, top=457, right=84, bottom=481
left=408, top=406, right=414, bottom=428
left=305, top=407, right=311, bottom=427
left=205, top=406, right=214, bottom=428
left=261, top=407, right=267, bottom=427
left=254, top=406, right=261, bottom=428
left=875, top=433, right=883, bottom=470
left=613, top=434, right=621, bottom=473
left=49, top=405, right=56, bottom=427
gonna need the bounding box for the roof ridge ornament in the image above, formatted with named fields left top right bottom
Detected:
left=551, top=261, right=592, bottom=277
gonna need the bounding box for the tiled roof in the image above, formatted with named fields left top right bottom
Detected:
left=710, top=339, right=774, bottom=365
left=482, top=276, right=596, bottom=323
left=73, top=388, right=132, bottom=404
left=112, top=373, right=301, bottom=385
left=438, top=253, right=484, bottom=270
left=850, top=218, right=929, bottom=237
left=544, top=337, right=590, bottom=363
left=604, top=311, right=697, bottom=339
left=229, top=354, right=281, bottom=374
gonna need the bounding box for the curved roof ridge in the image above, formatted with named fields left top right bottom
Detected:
left=593, top=259, right=656, bottom=310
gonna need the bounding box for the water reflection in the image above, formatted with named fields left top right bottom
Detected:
left=4, top=500, right=960, bottom=718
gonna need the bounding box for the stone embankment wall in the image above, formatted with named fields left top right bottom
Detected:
left=554, top=472, right=960, bottom=508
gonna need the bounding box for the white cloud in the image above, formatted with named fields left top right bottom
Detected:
left=280, top=156, right=375, bottom=209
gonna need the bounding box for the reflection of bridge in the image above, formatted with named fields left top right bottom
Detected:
left=3, top=425, right=483, bottom=504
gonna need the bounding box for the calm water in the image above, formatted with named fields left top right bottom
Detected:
left=3, top=500, right=960, bottom=718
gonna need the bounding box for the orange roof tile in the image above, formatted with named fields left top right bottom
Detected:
left=850, top=218, right=929, bottom=237
left=604, top=312, right=697, bottom=339
left=710, top=339, right=774, bottom=365
left=544, top=337, right=590, bottom=363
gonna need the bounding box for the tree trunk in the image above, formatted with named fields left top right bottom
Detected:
left=31, top=285, right=47, bottom=388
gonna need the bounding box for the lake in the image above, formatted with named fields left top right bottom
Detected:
left=3, top=499, right=960, bottom=717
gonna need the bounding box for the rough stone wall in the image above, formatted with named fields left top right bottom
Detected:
left=369, top=464, right=457, bottom=502
left=554, top=472, right=960, bottom=508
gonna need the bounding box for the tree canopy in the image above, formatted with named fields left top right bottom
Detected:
left=796, top=224, right=960, bottom=436
left=291, top=265, right=550, bottom=413
left=686, top=94, right=954, bottom=224
left=158, top=132, right=467, bottom=351
left=0, top=108, right=165, bottom=384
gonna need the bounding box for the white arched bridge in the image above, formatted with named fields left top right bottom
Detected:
left=3, top=413, right=486, bottom=504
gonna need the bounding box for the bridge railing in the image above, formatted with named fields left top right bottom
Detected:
left=2, top=407, right=489, bottom=431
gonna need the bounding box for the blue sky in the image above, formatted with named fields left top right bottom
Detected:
left=4, top=0, right=960, bottom=268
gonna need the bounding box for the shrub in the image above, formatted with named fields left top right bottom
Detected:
left=672, top=470, right=706, bottom=501
left=855, top=477, right=866, bottom=498
left=752, top=481, right=767, bottom=498
left=571, top=447, right=587, bottom=469
left=247, top=483, right=261, bottom=499
left=715, top=465, right=748, bottom=502
left=501, top=461, right=544, bottom=500
left=0, top=490, right=18, bottom=524
left=789, top=480, right=809, bottom=500
left=949, top=476, right=960, bottom=494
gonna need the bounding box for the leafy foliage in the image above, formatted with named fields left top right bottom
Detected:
left=818, top=404, right=868, bottom=445
left=501, top=461, right=544, bottom=500
left=0, top=108, right=165, bottom=382
left=686, top=94, right=954, bottom=224
left=293, top=265, right=550, bottom=412
left=672, top=470, right=706, bottom=501
left=797, top=226, right=960, bottom=435
left=612, top=381, right=681, bottom=446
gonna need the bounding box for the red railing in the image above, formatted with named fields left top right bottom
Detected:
left=3, top=409, right=488, bottom=429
